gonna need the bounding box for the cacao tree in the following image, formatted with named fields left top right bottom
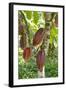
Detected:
left=18, top=10, right=58, bottom=79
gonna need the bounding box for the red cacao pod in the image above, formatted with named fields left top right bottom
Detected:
left=36, top=49, right=45, bottom=72
left=33, top=28, right=44, bottom=46
left=23, top=47, right=32, bottom=62
left=20, top=33, right=27, bottom=49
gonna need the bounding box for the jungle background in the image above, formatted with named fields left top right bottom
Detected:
left=18, top=10, right=58, bottom=79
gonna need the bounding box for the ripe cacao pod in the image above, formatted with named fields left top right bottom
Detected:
left=36, top=49, right=45, bottom=72
left=20, top=33, right=27, bottom=49
left=18, top=23, right=24, bottom=35
left=23, top=47, right=32, bottom=62
left=33, top=28, right=44, bottom=46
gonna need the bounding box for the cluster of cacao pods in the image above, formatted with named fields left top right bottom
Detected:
left=20, top=28, right=45, bottom=72
left=19, top=26, right=45, bottom=71
left=18, top=13, right=31, bottom=62
left=33, top=28, right=45, bottom=71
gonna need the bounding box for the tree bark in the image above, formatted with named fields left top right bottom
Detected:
left=38, top=12, right=54, bottom=78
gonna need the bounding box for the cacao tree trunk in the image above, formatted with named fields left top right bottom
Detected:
left=38, top=12, right=55, bottom=78
left=38, top=66, right=45, bottom=78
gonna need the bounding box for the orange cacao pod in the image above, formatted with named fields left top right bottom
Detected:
left=36, top=49, right=45, bottom=72
left=33, top=28, right=44, bottom=46
left=23, top=47, right=32, bottom=62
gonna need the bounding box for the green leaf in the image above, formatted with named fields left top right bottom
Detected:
left=33, top=11, right=39, bottom=24
left=54, top=40, right=57, bottom=48
left=50, top=26, right=58, bottom=47
left=24, top=11, right=32, bottom=20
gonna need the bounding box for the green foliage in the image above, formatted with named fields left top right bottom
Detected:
left=50, top=26, right=58, bottom=48
left=18, top=57, right=38, bottom=79
left=24, top=11, right=32, bottom=20
left=33, top=11, right=39, bottom=24
left=45, top=47, right=58, bottom=77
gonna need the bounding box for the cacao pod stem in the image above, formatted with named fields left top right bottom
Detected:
left=38, top=66, right=45, bottom=78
